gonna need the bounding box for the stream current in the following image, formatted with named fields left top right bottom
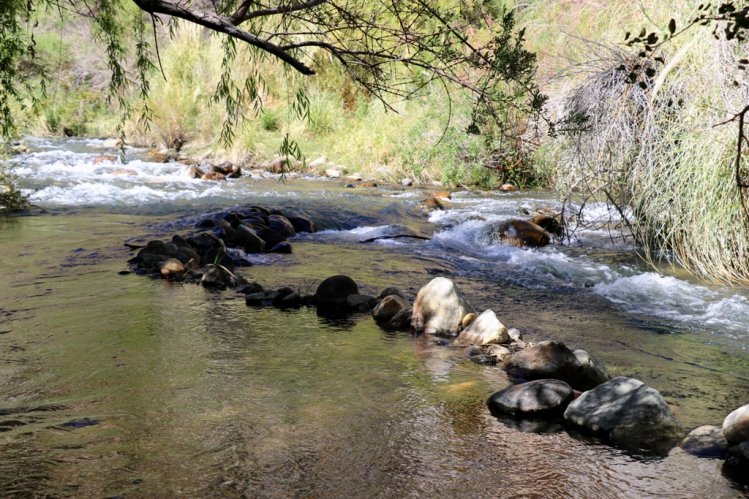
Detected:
left=1, top=138, right=749, bottom=497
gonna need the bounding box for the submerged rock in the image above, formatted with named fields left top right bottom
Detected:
left=160, top=258, right=186, bottom=278
left=490, top=220, right=551, bottom=248
left=488, top=379, right=574, bottom=417
left=315, top=275, right=359, bottom=311
left=563, top=376, right=683, bottom=452
left=504, top=341, right=607, bottom=391
left=681, top=425, right=728, bottom=458
left=454, top=309, right=509, bottom=346
left=378, top=287, right=407, bottom=300
left=372, top=295, right=410, bottom=324
left=346, top=294, right=377, bottom=312
left=411, top=277, right=474, bottom=336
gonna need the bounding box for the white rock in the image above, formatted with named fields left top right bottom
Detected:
left=454, top=309, right=509, bottom=346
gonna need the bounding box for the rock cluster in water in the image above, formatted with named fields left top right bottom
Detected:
left=127, top=205, right=316, bottom=289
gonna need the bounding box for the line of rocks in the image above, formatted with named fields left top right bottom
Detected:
left=126, top=205, right=316, bottom=289
left=125, top=212, right=748, bottom=465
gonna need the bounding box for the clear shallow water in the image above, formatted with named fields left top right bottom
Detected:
left=1, top=139, right=749, bottom=497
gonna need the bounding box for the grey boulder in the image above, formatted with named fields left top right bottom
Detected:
left=564, top=376, right=682, bottom=452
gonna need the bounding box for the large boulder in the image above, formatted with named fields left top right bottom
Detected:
left=490, top=220, right=550, bottom=248
left=680, top=425, right=729, bottom=458
left=503, top=341, right=607, bottom=391
left=411, top=277, right=474, bottom=336
left=488, top=379, right=574, bottom=417
left=454, top=309, right=509, bottom=346
left=563, top=376, right=683, bottom=452
left=723, top=404, right=749, bottom=445
left=315, top=275, right=359, bottom=311
left=372, top=295, right=410, bottom=324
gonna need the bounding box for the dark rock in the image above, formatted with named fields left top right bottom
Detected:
left=315, top=275, right=359, bottom=311
left=681, top=425, right=729, bottom=458
left=504, top=340, right=606, bottom=391
left=387, top=307, right=413, bottom=331
left=723, top=404, right=749, bottom=445
left=378, top=287, right=407, bottom=300
left=171, top=234, right=192, bottom=248
left=267, top=287, right=295, bottom=305
left=177, top=247, right=201, bottom=266
left=269, top=242, right=292, bottom=254
left=347, top=294, right=377, bottom=312
left=237, top=282, right=264, bottom=295
left=490, top=220, right=551, bottom=248
left=563, top=376, right=683, bottom=452
left=411, top=277, right=474, bottom=336
left=287, top=215, right=317, bottom=233
left=260, top=214, right=296, bottom=247
left=276, top=292, right=302, bottom=309
left=572, top=349, right=610, bottom=388
left=187, top=165, right=205, bottom=179
left=245, top=292, right=267, bottom=306
left=203, top=248, right=235, bottom=272
left=235, top=225, right=266, bottom=253
left=201, top=266, right=233, bottom=289
left=372, top=295, right=410, bottom=323
left=488, top=379, right=574, bottom=417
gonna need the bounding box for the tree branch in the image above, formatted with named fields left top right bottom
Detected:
left=131, top=0, right=315, bottom=75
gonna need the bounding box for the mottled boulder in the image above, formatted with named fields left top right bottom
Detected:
left=454, top=309, right=509, bottom=346
left=680, top=425, right=728, bottom=458
left=372, top=295, right=409, bottom=324
left=488, top=379, right=574, bottom=417
left=490, top=220, right=550, bottom=248
left=315, top=275, right=359, bottom=311
left=411, top=277, right=474, bottom=336
left=504, top=341, right=606, bottom=391
left=723, top=404, right=749, bottom=445
left=563, top=376, right=683, bottom=452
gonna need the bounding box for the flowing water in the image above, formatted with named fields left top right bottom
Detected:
left=1, top=138, right=749, bottom=497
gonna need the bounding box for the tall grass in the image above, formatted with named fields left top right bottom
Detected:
left=538, top=2, right=749, bottom=281
left=124, top=21, right=545, bottom=188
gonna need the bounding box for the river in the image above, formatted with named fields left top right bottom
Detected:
left=1, top=138, right=748, bottom=497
